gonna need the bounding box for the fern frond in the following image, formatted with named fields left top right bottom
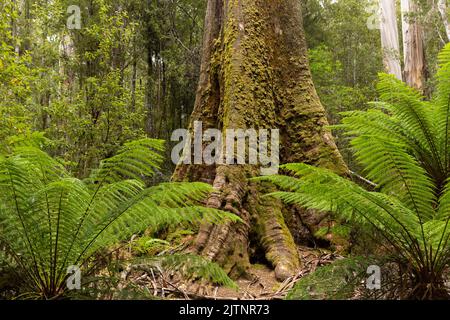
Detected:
left=286, top=257, right=373, bottom=300
left=376, top=74, right=444, bottom=179
left=256, top=164, right=422, bottom=253
left=435, top=43, right=450, bottom=172
left=87, top=139, right=165, bottom=184
left=132, top=254, right=238, bottom=290
left=351, top=135, right=436, bottom=219
left=0, top=141, right=239, bottom=298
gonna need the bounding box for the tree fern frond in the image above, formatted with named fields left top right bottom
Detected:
left=132, top=254, right=238, bottom=290
left=262, top=53, right=450, bottom=298
left=376, top=74, right=444, bottom=178
left=0, top=141, right=239, bottom=298
left=258, top=164, right=422, bottom=253
left=336, top=108, right=409, bottom=147
left=435, top=43, right=450, bottom=172
left=87, top=139, right=165, bottom=184
left=437, top=179, right=450, bottom=220
left=351, top=135, right=436, bottom=219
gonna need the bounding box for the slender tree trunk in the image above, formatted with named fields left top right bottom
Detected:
left=173, top=0, right=347, bottom=281
left=438, top=0, right=450, bottom=42
left=380, top=0, right=403, bottom=80
left=401, top=0, right=426, bottom=91
left=131, top=60, right=137, bottom=112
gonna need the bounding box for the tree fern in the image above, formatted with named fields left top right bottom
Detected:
left=286, top=257, right=373, bottom=300
left=131, top=254, right=238, bottom=290
left=257, top=44, right=450, bottom=300
left=0, top=138, right=239, bottom=299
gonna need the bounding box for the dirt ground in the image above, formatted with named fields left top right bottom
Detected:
left=119, top=246, right=341, bottom=300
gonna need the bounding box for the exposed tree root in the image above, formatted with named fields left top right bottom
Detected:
left=189, top=166, right=301, bottom=281
left=250, top=183, right=300, bottom=281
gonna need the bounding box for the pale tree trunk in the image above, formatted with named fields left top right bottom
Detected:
left=438, top=0, right=450, bottom=42
left=380, top=0, right=403, bottom=80
left=173, top=0, right=347, bottom=281
left=401, top=0, right=426, bottom=91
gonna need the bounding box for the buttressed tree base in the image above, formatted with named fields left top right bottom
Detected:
left=173, top=0, right=348, bottom=281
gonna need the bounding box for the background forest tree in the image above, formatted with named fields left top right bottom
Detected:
left=2, top=0, right=448, bottom=176
left=1, top=0, right=206, bottom=178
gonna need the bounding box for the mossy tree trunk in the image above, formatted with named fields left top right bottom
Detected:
left=173, top=0, right=347, bottom=281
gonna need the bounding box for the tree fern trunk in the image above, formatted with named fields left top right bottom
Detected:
left=173, top=0, right=347, bottom=281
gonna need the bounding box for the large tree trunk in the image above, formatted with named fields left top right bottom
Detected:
left=401, top=0, right=426, bottom=91
left=173, top=0, right=347, bottom=281
left=380, top=0, right=403, bottom=80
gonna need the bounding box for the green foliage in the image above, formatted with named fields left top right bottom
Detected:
left=0, top=0, right=206, bottom=179
left=411, top=0, right=449, bottom=94
left=286, top=257, right=371, bottom=300
left=308, top=45, right=372, bottom=130
left=133, top=254, right=238, bottom=290
left=314, top=224, right=352, bottom=241
left=0, top=1, right=37, bottom=145
left=303, top=0, right=383, bottom=168
left=129, top=229, right=195, bottom=256
left=303, top=0, right=383, bottom=94
left=159, top=254, right=238, bottom=290
left=131, top=237, right=170, bottom=256
left=66, top=253, right=237, bottom=300
left=0, top=138, right=239, bottom=299
left=259, top=44, right=450, bottom=300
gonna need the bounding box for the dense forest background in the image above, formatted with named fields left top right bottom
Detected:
left=1, top=0, right=447, bottom=177
left=1, top=0, right=450, bottom=300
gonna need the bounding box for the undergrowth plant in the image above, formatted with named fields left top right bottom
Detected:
left=257, top=44, right=450, bottom=300
left=0, top=138, right=238, bottom=299
left=286, top=257, right=373, bottom=300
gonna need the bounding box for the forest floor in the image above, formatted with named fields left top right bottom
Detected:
left=212, top=247, right=341, bottom=300
left=120, top=246, right=341, bottom=300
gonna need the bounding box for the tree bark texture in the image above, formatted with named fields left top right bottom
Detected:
left=173, top=0, right=347, bottom=281
left=380, top=0, right=403, bottom=80
left=401, top=0, right=426, bottom=91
